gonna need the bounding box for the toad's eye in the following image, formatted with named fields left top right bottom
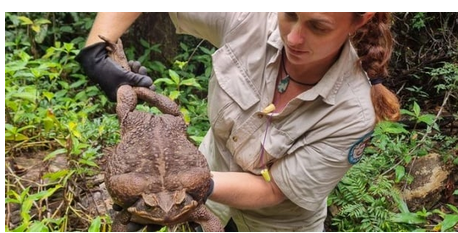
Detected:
left=174, top=190, right=186, bottom=204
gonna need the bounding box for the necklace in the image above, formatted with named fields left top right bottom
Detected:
left=277, top=50, right=319, bottom=93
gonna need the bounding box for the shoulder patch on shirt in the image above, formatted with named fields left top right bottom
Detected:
left=348, top=131, right=373, bottom=164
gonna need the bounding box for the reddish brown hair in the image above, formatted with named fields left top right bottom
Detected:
left=351, top=13, right=400, bottom=123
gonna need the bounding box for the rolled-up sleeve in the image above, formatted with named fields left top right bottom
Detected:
left=168, top=12, right=249, bottom=47
left=271, top=140, right=351, bottom=210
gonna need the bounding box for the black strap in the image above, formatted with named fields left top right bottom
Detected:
left=370, top=78, right=384, bottom=85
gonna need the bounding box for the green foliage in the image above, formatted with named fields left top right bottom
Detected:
left=429, top=62, right=458, bottom=92
left=5, top=12, right=213, bottom=232
left=5, top=12, right=113, bottom=232
left=329, top=154, right=402, bottom=231
left=391, top=200, right=458, bottom=232
left=150, top=40, right=214, bottom=144
left=5, top=12, right=457, bottom=232
left=410, top=12, right=431, bottom=30
left=6, top=185, right=63, bottom=231
left=124, top=38, right=167, bottom=76
left=329, top=100, right=458, bottom=231
left=87, top=215, right=112, bottom=232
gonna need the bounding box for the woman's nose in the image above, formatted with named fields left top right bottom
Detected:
left=287, top=25, right=304, bottom=46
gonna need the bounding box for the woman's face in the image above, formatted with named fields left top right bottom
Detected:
left=278, top=12, right=360, bottom=66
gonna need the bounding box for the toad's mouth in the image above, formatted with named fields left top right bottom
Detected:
left=128, top=199, right=198, bottom=223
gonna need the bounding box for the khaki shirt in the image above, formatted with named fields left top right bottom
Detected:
left=169, top=12, right=376, bottom=231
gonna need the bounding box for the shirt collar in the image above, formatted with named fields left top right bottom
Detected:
left=309, top=40, right=360, bottom=105
left=267, top=22, right=283, bottom=50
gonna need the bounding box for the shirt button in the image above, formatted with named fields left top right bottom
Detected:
left=232, top=136, right=238, bottom=142
left=257, top=113, right=264, bottom=118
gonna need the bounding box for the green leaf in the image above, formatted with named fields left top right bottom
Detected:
left=391, top=212, right=426, bottom=224
left=5, top=123, right=16, bottom=132
left=44, top=148, right=67, bottom=161
left=58, top=81, right=69, bottom=89
left=140, top=38, right=150, bottom=48
left=18, top=16, right=33, bottom=25
left=30, top=67, right=43, bottom=78
left=441, top=214, right=458, bottom=231
left=169, top=90, right=180, bottom=101
left=395, top=165, right=405, bottom=183
left=5, top=198, right=21, bottom=204
left=88, top=216, right=101, bottom=232
left=43, top=117, right=55, bottom=132
left=404, top=154, right=413, bottom=164
left=413, top=102, right=420, bottom=117
left=42, top=91, right=54, bottom=101
left=189, top=136, right=204, bottom=144
left=447, top=204, right=458, bottom=214
left=31, top=24, right=41, bottom=33
left=64, top=43, right=74, bottom=52
left=43, top=169, right=70, bottom=182
left=67, top=122, right=82, bottom=139
left=180, top=107, right=190, bottom=124
left=11, top=222, right=29, bottom=232
left=21, top=199, right=33, bottom=222
left=181, top=78, right=202, bottom=88
left=12, top=91, right=37, bottom=103
left=20, top=187, right=30, bottom=203
left=59, top=25, right=73, bottom=33
left=417, top=114, right=435, bottom=125
left=200, top=46, right=213, bottom=55
left=174, top=61, right=187, bottom=70
left=5, top=133, right=29, bottom=141
left=400, top=109, right=415, bottom=117
left=34, top=24, right=48, bottom=43
left=28, top=185, right=62, bottom=201
left=154, top=78, right=175, bottom=85
left=74, top=91, right=87, bottom=100
left=168, top=69, right=180, bottom=84
left=28, top=221, right=49, bottom=232
left=34, top=18, right=51, bottom=25
left=79, top=159, right=99, bottom=167
left=5, top=61, right=28, bottom=73
left=69, top=79, right=87, bottom=89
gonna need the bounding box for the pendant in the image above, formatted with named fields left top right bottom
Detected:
left=277, top=75, right=290, bottom=93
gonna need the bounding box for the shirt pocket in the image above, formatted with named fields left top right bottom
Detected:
left=208, top=44, right=260, bottom=137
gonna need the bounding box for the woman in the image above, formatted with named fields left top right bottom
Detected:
left=77, top=12, right=400, bottom=231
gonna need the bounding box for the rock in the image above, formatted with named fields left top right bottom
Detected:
left=401, top=153, right=452, bottom=211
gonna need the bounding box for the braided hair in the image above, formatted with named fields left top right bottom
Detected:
left=351, top=12, right=400, bottom=123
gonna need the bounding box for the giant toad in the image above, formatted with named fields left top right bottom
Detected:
left=103, top=37, right=223, bottom=232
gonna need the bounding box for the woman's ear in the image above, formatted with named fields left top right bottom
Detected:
left=352, top=12, right=376, bottom=33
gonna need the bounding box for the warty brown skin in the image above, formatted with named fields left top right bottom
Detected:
left=103, top=38, right=223, bottom=232
left=106, top=86, right=223, bottom=232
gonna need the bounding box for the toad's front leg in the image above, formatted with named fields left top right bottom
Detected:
left=116, top=85, right=137, bottom=122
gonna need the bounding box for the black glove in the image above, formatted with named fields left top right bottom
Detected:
left=75, top=42, right=153, bottom=101
left=204, top=178, right=214, bottom=202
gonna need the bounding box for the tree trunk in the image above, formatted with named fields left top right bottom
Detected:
left=122, top=12, right=179, bottom=66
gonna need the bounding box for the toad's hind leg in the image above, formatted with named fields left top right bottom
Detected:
left=189, top=205, right=224, bottom=232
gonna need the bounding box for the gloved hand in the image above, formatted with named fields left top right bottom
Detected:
left=75, top=42, right=153, bottom=101
left=204, top=178, right=214, bottom=202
